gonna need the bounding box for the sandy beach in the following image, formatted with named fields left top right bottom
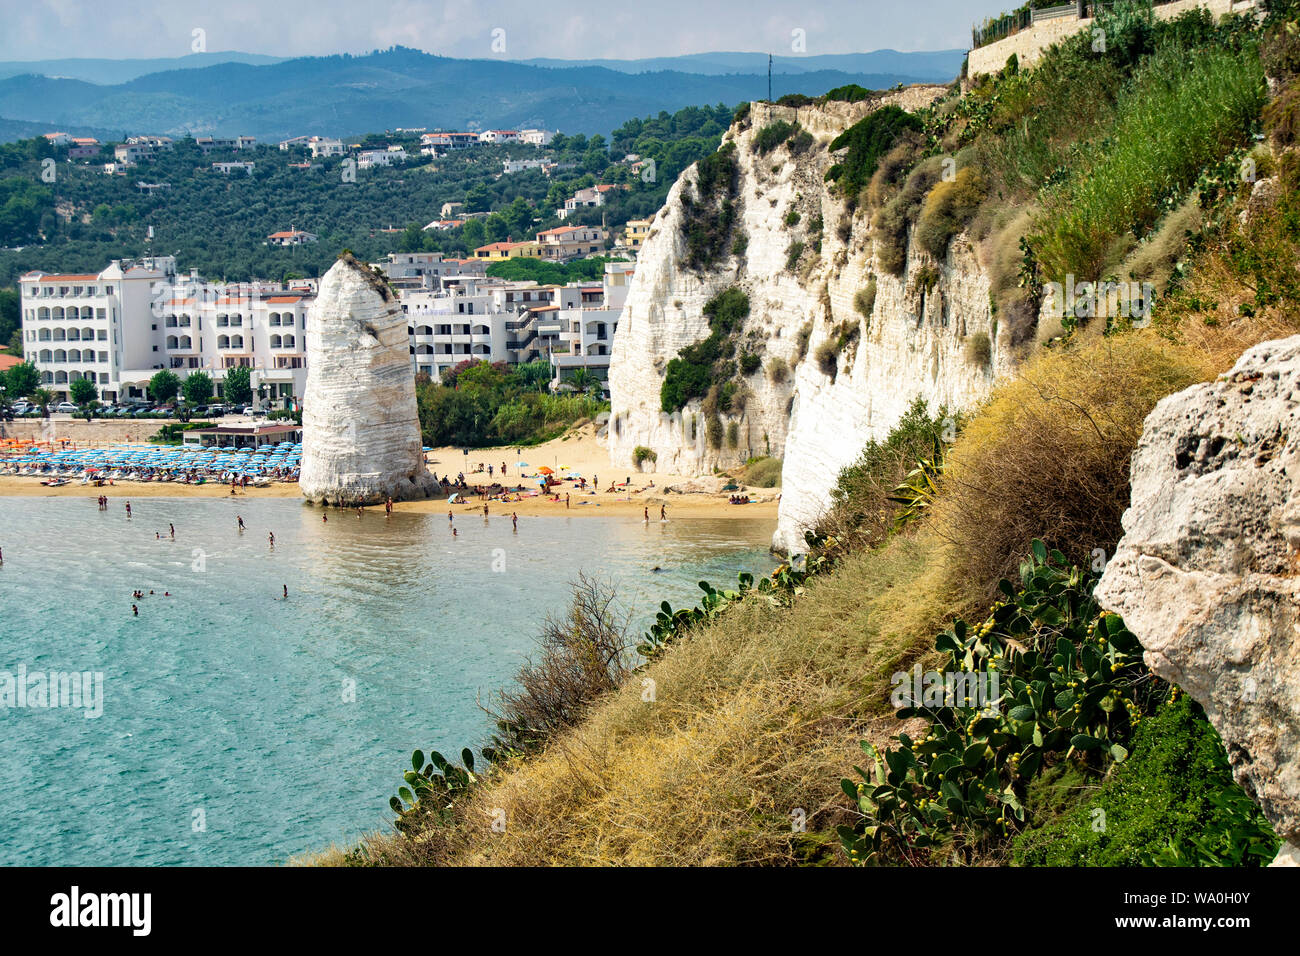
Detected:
left=0, top=424, right=780, bottom=523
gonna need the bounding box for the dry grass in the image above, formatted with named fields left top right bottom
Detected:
left=314, top=533, right=955, bottom=866
left=931, top=331, right=1216, bottom=605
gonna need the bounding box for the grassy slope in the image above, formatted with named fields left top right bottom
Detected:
left=314, top=534, right=955, bottom=866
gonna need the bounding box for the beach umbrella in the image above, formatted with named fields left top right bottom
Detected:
left=515, top=461, right=529, bottom=467
left=537, top=466, right=554, bottom=475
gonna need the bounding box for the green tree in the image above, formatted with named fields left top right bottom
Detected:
left=183, top=371, right=213, bottom=406
left=3, top=360, right=39, bottom=398
left=223, top=365, right=253, bottom=405
left=69, top=377, right=98, bottom=407
left=29, top=387, right=53, bottom=417
left=148, top=369, right=181, bottom=404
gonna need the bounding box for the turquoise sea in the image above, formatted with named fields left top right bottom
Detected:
left=0, top=496, right=775, bottom=865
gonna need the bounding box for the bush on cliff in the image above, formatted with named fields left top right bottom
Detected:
left=680, top=143, right=741, bottom=270
left=931, top=333, right=1213, bottom=605
left=828, top=105, right=924, bottom=202
left=659, top=287, right=750, bottom=413
left=1013, top=694, right=1279, bottom=866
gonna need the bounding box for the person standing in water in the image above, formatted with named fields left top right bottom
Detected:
left=512, top=512, right=518, bottom=531
left=169, top=523, right=175, bottom=539
left=643, top=506, right=649, bottom=523
left=282, top=584, right=288, bottom=600
left=660, top=504, right=667, bottom=522
left=125, top=501, right=132, bottom=519
left=268, top=531, right=275, bottom=547
left=322, top=513, right=328, bottom=523
left=237, top=515, right=245, bottom=532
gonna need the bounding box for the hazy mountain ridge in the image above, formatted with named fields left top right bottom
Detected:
left=0, top=47, right=963, bottom=141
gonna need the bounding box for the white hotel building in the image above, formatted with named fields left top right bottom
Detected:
left=19, top=256, right=311, bottom=407
left=19, top=255, right=634, bottom=404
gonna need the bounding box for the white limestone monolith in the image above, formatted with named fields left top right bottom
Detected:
left=299, top=253, right=435, bottom=504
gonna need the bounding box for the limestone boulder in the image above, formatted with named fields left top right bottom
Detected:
left=1095, top=334, right=1300, bottom=862
left=299, top=253, right=435, bottom=504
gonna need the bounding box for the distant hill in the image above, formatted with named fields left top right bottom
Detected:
left=519, top=49, right=967, bottom=78
left=0, top=116, right=120, bottom=143
left=0, top=52, right=287, bottom=85
left=0, top=46, right=961, bottom=143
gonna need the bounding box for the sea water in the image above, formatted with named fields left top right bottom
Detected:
left=0, top=496, right=775, bottom=865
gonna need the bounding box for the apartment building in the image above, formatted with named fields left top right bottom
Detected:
left=473, top=240, right=542, bottom=261
left=535, top=225, right=609, bottom=261
left=477, top=130, right=520, bottom=144
left=195, top=136, right=256, bottom=152
left=19, top=257, right=311, bottom=407
left=622, top=218, right=652, bottom=251
left=267, top=229, right=318, bottom=247
left=558, top=184, right=623, bottom=219
left=546, top=261, right=634, bottom=387
left=309, top=137, right=345, bottom=158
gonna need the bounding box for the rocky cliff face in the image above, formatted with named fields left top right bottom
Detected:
left=607, top=90, right=1012, bottom=552
left=1096, top=335, right=1300, bottom=865
left=300, top=254, right=435, bottom=504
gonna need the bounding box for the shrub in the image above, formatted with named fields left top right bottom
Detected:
left=824, top=84, right=873, bottom=103
left=965, top=330, right=992, bottom=367
left=706, top=414, right=724, bottom=449
left=726, top=420, right=740, bottom=449
left=1029, top=46, right=1265, bottom=283
left=1014, top=694, right=1279, bottom=866
left=820, top=397, right=953, bottom=547
left=754, top=120, right=797, bottom=154
left=828, top=105, right=925, bottom=200
left=745, top=456, right=783, bottom=487
left=873, top=157, right=945, bottom=275
left=794, top=322, right=813, bottom=363
left=854, top=278, right=877, bottom=318
left=739, top=352, right=761, bottom=376
left=767, top=356, right=790, bottom=384
left=932, top=333, right=1213, bottom=604
left=660, top=287, right=751, bottom=412
left=789, top=130, right=815, bottom=154
left=632, top=445, right=657, bottom=468
left=484, top=575, right=634, bottom=758
left=839, top=543, right=1162, bottom=864
left=682, top=143, right=741, bottom=270
left=785, top=240, right=805, bottom=272
left=815, top=340, right=840, bottom=379
left=915, top=167, right=987, bottom=260
left=785, top=209, right=801, bottom=227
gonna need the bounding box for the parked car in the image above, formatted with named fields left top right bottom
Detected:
left=55, top=401, right=79, bottom=414
left=11, top=401, right=32, bottom=415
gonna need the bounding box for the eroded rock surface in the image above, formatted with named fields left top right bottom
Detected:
left=299, top=254, right=435, bottom=504
left=1096, top=335, right=1300, bottom=863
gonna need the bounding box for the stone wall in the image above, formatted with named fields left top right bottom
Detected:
left=967, top=0, right=1257, bottom=78
left=0, top=419, right=167, bottom=445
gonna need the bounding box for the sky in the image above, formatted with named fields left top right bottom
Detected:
left=4, top=0, right=1015, bottom=61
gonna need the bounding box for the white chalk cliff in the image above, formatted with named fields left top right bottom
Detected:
left=607, top=92, right=1012, bottom=552
left=300, top=253, right=435, bottom=504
